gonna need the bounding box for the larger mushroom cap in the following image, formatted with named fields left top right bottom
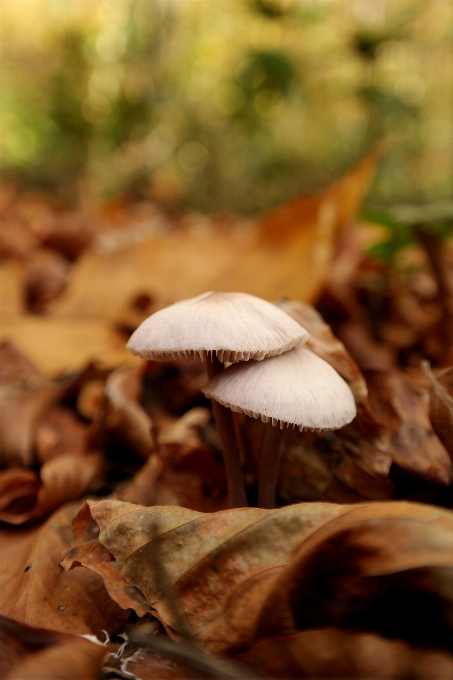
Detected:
left=127, top=291, right=308, bottom=363
left=201, top=345, right=357, bottom=431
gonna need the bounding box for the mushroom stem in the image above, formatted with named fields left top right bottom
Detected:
left=205, top=355, right=247, bottom=508
left=258, top=422, right=282, bottom=508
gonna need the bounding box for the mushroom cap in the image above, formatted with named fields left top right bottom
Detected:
left=201, top=345, right=357, bottom=431
left=127, top=291, right=308, bottom=363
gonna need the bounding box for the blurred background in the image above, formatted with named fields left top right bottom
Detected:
left=1, top=0, right=452, bottom=215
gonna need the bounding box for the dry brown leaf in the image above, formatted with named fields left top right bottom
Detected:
left=43, top=209, right=95, bottom=261
left=424, top=364, right=453, bottom=462
left=158, top=443, right=228, bottom=513
left=0, top=450, right=102, bottom=525
left=0, top=341, right=59, bottom=467
left=114, top=454, right=179, bottom=507
left=0, top=259, right=24, bottom=317
left=103, top=362, right=154, bottom=460
left=64, top=499, right=453, bottom=656
left=23, top=248, right=70, bottom=314
left=278, top=429, right=394, bottom=504
left=239, top=627, right=453, bottom=679
left=365, top=369, right=453, bottom=484
left=47, top=151, right=377, bottom=321
left=0, top=615, right=107, bottom=680
left=7, top=636, right=107, bottom=680
left=0, top=502, right=129, bottom=636
left=35, top=405, right=89, bottom=464
left=0, top=317, right=132, bottom=376
left=0, top=468, right=41, bottom=521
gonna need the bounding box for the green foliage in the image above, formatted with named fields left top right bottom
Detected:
left=0, top=0, right=451, bottom=212
left=365, top=201, right=453, bottom=262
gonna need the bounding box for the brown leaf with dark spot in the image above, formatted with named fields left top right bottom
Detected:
left=63, top=500, right=453, bottom=656
left=239, top=628, right=453, bottom=679
left=0, top=502, right=129, bottom=636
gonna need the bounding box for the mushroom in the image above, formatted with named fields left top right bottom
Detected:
left=201, top=344, right=357, bottom=508
left=126, top=291, right=308, bottom=507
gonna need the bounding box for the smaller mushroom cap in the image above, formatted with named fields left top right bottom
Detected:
left=201, top=345, right=357, bottom=431
left=127, top=291, right=308, bottom=363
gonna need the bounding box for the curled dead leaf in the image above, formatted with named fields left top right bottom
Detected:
left=0, top=452, right=102, bottom=525
left=64, top=499, right=453, bottom=657
left=104, top=362, right=154, bottom=460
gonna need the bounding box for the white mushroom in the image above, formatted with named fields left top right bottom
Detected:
left=127, top=291, right=308, bottom=363
left=126, top=291, right=309, bottom=508
left=202, top=345, right=357, bottom=507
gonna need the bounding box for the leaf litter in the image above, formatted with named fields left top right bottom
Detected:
left=0, top=149, right=453, bottom=677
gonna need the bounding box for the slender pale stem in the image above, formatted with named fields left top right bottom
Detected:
left=205, top=355, right=247, bottom=508
left=258, top=422, right=282, bottom=509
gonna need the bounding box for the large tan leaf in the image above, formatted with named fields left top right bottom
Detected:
left=0, top=502, right=129, bottom=637
left=0, top=317, right=131, bottom=376
left=47, top=150, right=378, bottom=321
left=64, top=500, right=453, bottom=655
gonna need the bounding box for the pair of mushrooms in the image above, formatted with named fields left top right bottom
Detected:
left=127, top=291, right=356, bottom=508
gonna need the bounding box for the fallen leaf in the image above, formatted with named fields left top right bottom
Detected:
left=64, top=499, right=453, bottom=656
left=35, top=405, right=89, bottom=464
left=0, top=259, right=24, bottom=317
left=0, top=615, right=106, bottom=680
left=158, top=443, right=228, bottom=513
left=0, top=468, right=40, bottom=521
left=239, top=627, right=453, bottom=679
left=0, top=502, right=129, bottom=637
left=7, top=636, right=106, bottom=680
left=278, top=429, right=394, bottom=504
left=423, top=363, right=453, bottom=462
left=365, top=369, right=453, bottom=484
left=103, top=362, right=154, bottom=460
left=114, top=454, right=179, bottom=508
left=23, top=248, right=70, bottom=314
left=43, top=209, right=95, bottom=261
left=0, top=317, right=131, bottom=376
left=0, top=341, right=59, bottom=467
left=47, top=150, right=378, bottom=320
